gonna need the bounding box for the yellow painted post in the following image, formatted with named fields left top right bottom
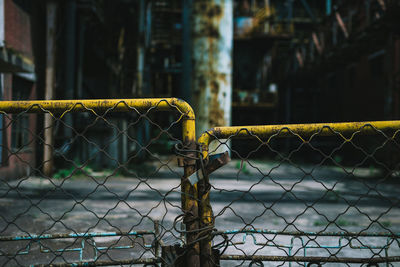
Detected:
left=182, top=116, right=200, bottom=267
left=197, top=132, right=214, bottom=266
left=198, top=164, right=214, bottom=267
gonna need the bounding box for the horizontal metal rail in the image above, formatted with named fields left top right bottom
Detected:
left=213, top=229, right=400, bottom=238
left=0, top=230, right=155, bottom=241
left=198, top=120, right=400, bottom=159
left=0, top=98, right=195, bottom=119
left=0, top=98, right=198, bottom=266
left=30, top=258, right=161, bottom=267
left=213, top=229, right=398, bottom=262
left=198, top=121, right=400, bottom=265
left=0, top=231, right=157, bottom=261
left=219, top=255, right=400, bottom=263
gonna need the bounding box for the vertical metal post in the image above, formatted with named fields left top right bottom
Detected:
left=0, top=1, right=3, bottom=164
left=0, top=74, right=3, bottom=164
left=154, top=219, right=160, bottom=265
left=65, top=0, right=76, bottom=100
left=394, top=38, right=400, bottom=118
left=135, top=0, right=150, bottom=160
left=76, top=16, right=86, bottom=164
left=64, top=0, right=76, bottom=139
left=182, top=117, right=200, bottom=267
left=121, top=119, right=128, bottom=163
left=43, top=0, right=57, bottom=177
left=76, top=18, right=85, bottom=99
left=0, top=0, right=4, bottom=46
left=191, top=0, right=233, bottom=138
left=136, top=0, right=146, bottom=97
left=287, top=0, right=294, bottom=32
left=326, top=0, right=332, bottom=15
left=191, top=2, right=232, bottom=265
left=300, top=0, right=316, bottom=23
left=181, top=0, right=193, bottom=104
left=365, top=0, right=371, bottom=26
left=198, top=160, right=214, bottom=267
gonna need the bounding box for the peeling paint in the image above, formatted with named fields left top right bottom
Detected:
left=192, top=0, right=233, bottom=138
left=197, top=120, right=400, bottom=159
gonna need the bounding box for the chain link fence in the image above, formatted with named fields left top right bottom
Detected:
left=1, top=99, right=400, bottom=266
left=0, top=98, right=199, bottom=266
left=198, top=122, right=400, bottom=266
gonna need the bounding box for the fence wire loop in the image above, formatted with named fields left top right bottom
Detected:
left=249, top=260, right=264, bottom=267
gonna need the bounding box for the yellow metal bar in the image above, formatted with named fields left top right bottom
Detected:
left=181, top=117, right=201, bottom=266
left=0, top=98, right=195, bottom=120
left=0, top=97, right=200, bottom=263
left=198, top=120, right=400, bottom=159
left=197, top=120, right=400, bottom=263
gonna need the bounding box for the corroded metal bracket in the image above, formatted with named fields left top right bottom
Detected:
left=187, top=152, right=230, bottom=186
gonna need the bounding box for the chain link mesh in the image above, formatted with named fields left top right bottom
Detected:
left=200, top=123, right=400, bottom=266
left=0, top=99, right=197, bottom=266
left=1, top=100, right=400, bottom=266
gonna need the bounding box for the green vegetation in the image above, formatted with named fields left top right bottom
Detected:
left=53, top=161, right=156, bottom=179
left=313, top=219, right=359, bottom=227
left=235, top=161, right=251, bottom=175
left=313, top=220, right=327, bottom=227
left=53, top=165, right=94, bottom=179
left=325, top=190, right=340, bottom=202
left=336, top=219, right=359, bottom=227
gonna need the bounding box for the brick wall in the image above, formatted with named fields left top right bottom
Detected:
left=4, top=0, right=33, bottom=59
left=0, top=73, right=37, bottom=180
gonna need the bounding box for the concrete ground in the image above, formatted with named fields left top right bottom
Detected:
left=0, top=158, right=399, bottom=266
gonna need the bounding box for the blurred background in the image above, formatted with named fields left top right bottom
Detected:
left=1, top=0, right=400, bottom=179
left=1, top=2, right=400, bottom=265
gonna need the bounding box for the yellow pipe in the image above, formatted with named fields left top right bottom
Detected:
left=0, top=97, right=201, bottom=261
left=181, top=117, right=200, bottom=263
left=198, top=120, right=400, bottom=159
left=0, top=97, right=197, bottom=189
left=0, top=98, right=195, bottom=120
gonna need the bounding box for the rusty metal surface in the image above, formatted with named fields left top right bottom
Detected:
left=191, top=0, right=233, bottom=137
left=0, top=98, right=195, bottom=119
left=198, top=120, right=400, bottom=159
left=182, top=120, right=200, bottom=267
left=219, top=255, right=400, bottom=263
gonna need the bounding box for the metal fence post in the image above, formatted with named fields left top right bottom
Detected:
left=182, top=116, right=200, bottom=267
left=197, top=135, right=223, bottom=267
left=198, top=160, right=214, bottom=267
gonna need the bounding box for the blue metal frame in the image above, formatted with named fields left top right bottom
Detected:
left=213, top=229, right=400, bottom=266
left=300, top=0, right=316, bottom=22
left=326, top=0, right=332, bottom=15
left=0, top=231, right=156, bottom=262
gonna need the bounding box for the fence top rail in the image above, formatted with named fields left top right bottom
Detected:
left=198, top=120, right=400, bottom=158
left=0, top=98, right=195, bottom=119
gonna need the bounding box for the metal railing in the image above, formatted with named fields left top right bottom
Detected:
left=198, top=121, right=400, bottom=266
left=1, top=98, right=400, bottom=266
left=0, top=98, right=199, bottom=266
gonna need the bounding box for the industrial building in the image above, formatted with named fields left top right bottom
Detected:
left=1, top=0, right=399, bottom=179
left=1, top=1, right=400, bottom=266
